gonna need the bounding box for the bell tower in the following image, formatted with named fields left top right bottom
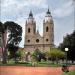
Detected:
left=25, top=11, right=36, bottom=45
left=43, top=8, right=54, bottom=47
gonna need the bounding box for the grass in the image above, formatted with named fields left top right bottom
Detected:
left=0, top=60, right=75, bottom=67
left=0, top=61, right=65, bottom=67
left=36, top=62, right=62, bottom=67
left=62, top=71, right=75, bottom=75
left=0, top=61, right=32, bottom=66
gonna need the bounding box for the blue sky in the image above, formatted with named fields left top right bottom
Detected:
left=0, top=0, right=74, bottom=47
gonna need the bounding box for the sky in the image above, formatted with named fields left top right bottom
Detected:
left=0, top=0, right=75, bottom=47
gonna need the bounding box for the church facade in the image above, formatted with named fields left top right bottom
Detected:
left=24, top=9, right=54, bottom=52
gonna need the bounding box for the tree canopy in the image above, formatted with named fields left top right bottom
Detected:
left=59, top=31, right=75, bottom=61
left=4, top=21, right=22, bottom=45
left=0, top=21, right=22, bottom=63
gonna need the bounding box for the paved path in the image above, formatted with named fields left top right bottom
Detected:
left=0, top=66, right=75, bottom=75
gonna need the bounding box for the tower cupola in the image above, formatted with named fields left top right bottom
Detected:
left=27, top=10, right=35, bottom=24
left=44, top=8, right=52, bottom=23
left=29, top=11, right=33, bottom=17
left=46, top=8, right=51, bottom=15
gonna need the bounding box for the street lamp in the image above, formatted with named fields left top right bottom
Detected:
left=62, top=48, right=69, bottom=72
left=25, top=52, right=28, bottom=62
left=65, top=48, right=69, bottom=66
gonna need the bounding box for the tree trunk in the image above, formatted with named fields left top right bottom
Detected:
left=72, top=60, right=74, bottom=64
left=56, top=58, right=58, bottom=64
left=2, top=33, right=7, bottom=64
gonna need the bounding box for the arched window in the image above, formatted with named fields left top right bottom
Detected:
left=46, top=26, right=49, bottom=32
left=28, top=28, right=30, bottom=33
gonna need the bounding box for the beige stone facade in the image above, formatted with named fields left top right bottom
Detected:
left=24, top=9, right=54, bottom=53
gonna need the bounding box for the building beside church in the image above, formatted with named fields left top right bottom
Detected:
left=24, top=8, right=54, bottom=52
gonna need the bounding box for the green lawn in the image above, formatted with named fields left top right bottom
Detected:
left=62, top=71, right=75, bottom=75
left=0, top=61, right=75, bottom=67
left=36, top=62, right=62, bottom=67
left=0, top=60, right=64, bottom=67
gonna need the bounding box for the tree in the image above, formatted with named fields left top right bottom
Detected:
left=0, top=21, right=22, bottom=63
left=32, top=49, right=42, bottom=62
left=4, top=21, right=22, bottom=63
left=59, top=31, right=75, bottom=63
left=4, top=21, right=22, bottom=45
left=16, top=48, right=25, bottom=61
left=45, top=48, right=65, bottom=64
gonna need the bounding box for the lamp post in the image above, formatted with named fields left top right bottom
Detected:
left=25, top=52, right=28, bottom=62
left=62, top=48, right=69, bottom=72
left=65, top=48, right=69, bottom=66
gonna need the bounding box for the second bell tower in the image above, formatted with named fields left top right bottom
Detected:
left=43, top=8, right=54, bottom=46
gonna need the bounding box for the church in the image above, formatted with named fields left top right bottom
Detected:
left=24, top=8, right=54, bottom=52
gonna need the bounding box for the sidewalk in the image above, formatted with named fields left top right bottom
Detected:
left=0, top=66, right=75, bottom=75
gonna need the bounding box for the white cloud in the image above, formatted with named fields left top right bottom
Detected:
left=1, top=0, right=17, bottom=8
left=1, top=0, right=47, bottom=9
left=15, top=17, right=26, bottom=47
left=30, top=0, right=47, bottom=9
left=1, top=0, right=74, bottom=47
left=1, top=0, right=47, bottom=21
left=1, top=0, right=47, bottom=47
left=53, top=0, right=73, bottom=18
left=35, top=12, right=46, bottom=36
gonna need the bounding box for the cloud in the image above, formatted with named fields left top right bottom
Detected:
left=0, top=0, right=48, bottom=47
left=35, top=12, right=46, bottom=36
left=1, top=0, right=47, bottom=21
left=53, top=0, right=73, bottom=18
left=15, top=17, right=25, bottom=47
left=27, top=0, right=46, bottom=7
left=1, top=0, right=47, bottom=9
left=1, top=0, right=74, bottom=47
